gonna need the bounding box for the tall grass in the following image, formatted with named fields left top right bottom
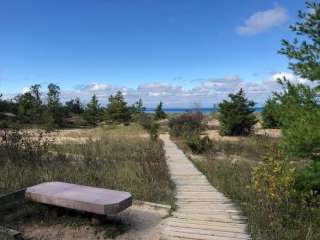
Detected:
left=0, top=127, right=175, bottom=205
left=191, top=145, right=320, bottom=240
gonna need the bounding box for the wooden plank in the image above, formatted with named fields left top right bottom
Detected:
left=25, top=182, right=132, bottom=215
left=159, top=134, right=250, bottom=240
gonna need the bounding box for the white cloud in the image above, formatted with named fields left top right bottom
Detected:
left=80, top=83, right=113, bottom=92
left=22, top=87, right=30, bottom=94
left=5, top=72, right=315, bottom=108
left=60, top=72, right=316, bottom=107
left=237, top=6, right=289, bottom=35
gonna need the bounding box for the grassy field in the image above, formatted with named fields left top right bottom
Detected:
left=0, top=124, right=175, bottom=239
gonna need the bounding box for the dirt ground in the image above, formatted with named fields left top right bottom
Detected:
left=20, top=202, right=170, bottom=240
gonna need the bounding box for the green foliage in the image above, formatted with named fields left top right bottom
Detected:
left=186, top=136, right=213, bottom=154
left=279, top=1, right=320, bottom=82
left=83, top=95, right=101, bottom=126
left=137, top=114, right=159, bottom=141
left=274, top=79, right=320, bottom=159
left=169, top=112, right=204, bottom=138
left=154, top=102, right=167, bottom=120
left=105, top=91, right=131, bottom=124
left=47, top=83, right=65, bottom=127
left=15, top=84, right=44, bottom=123
left=295, top=159, right=320, bottom=193
left=0, top=95, right=18, bottom=114
left=65, top=97, right=84, bottom=114
left=218, top=88, right=257, bottom=136
left=261, top=97, right=281, bottom=129
left=130, top=98, right=146, bottom=121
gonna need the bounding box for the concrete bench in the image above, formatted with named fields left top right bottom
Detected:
left=25, top=182, right=132, bottom=215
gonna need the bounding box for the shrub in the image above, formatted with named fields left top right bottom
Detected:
left=186, top=136, right=213, bottom=154
left=251, top=150, right=296, bottom=203
left=218, top=88, right=257, bottom=136
left=261, top=97, right=281, bottom=128
left=169, top=112, right=204, bottom=138
left=138, top=114, right=159, bottom=141
left=0, top=128, right=51, bottom=167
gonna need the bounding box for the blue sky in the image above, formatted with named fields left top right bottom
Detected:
left=0, top=0, right=309, bottom=107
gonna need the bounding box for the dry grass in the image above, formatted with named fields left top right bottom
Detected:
left=0, top=124, right=175, bottom=239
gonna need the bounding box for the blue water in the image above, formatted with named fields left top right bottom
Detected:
left=145, top=107, right=263, bottom=114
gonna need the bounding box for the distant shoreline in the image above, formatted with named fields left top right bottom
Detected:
left=145, top=107, right=263, bottom=114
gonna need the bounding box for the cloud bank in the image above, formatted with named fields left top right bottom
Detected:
left=4, top=72, right=313, bottom=108
left=59, top=72, right=311, bottom=108
left=237, top=6, right=289, bottom=35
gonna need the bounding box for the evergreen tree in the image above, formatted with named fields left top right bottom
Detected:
left=261, top=97, right=281, bottom=129
left=47, top=83, right=64, bottom=126
left=131, top=98, right=145, bottom=114
left=83, top=95, right=101, bottom=126
left=105, top=91, right=131, bottom=124
left=130, top=98, right=145, bottom=121
left=218, top=89, right=257, bottom=136
left=65, top=97, right=84, bottom=114
left=279, top=1, right=320, bottom=83
left=274, top=78, right=320, bottom=159
left=154, top=101, right=166, bottom=120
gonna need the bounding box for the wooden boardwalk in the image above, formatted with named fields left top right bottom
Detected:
left=160, top=134, right=250, bottom=240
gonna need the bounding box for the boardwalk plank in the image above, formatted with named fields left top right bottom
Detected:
left=160, top=134, right=250, bottom=240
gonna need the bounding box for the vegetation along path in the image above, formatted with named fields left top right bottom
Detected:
left=160, top=134, right=250, bottom=240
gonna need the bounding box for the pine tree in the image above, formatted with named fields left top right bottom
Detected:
left=47, top=83, right=64, bottom=127
left=83, top=95, right=101, bottom=126
left=154, top=101, right=166, bottom=120
left=105, top=91, right=131, bottom=124
left=279, top=1, right=320, bottom=83
left=218, top=89, right=257, bottom=136
left=261, top=97, right=281, bottom=129
left=65, top=97, right=84, bottom=114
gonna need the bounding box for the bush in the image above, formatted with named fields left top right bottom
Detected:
left=138, top=114, right=159, bottom=141
left=218, top=88, right=257, bottom=136
left=169, top=112, right=204, bottom=138
left=261, top=97, right=281, bottom=128
left=251, top=150, right=296, bottom=203
left=186, top=136, right=213, bottom=154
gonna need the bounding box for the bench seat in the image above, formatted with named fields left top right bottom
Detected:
left=25, top=182, right=132, bottom=215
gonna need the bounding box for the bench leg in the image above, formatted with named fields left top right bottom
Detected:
left=91, top=214, right=106, bottom=225
left=48, top=206, right=64, bottom=218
